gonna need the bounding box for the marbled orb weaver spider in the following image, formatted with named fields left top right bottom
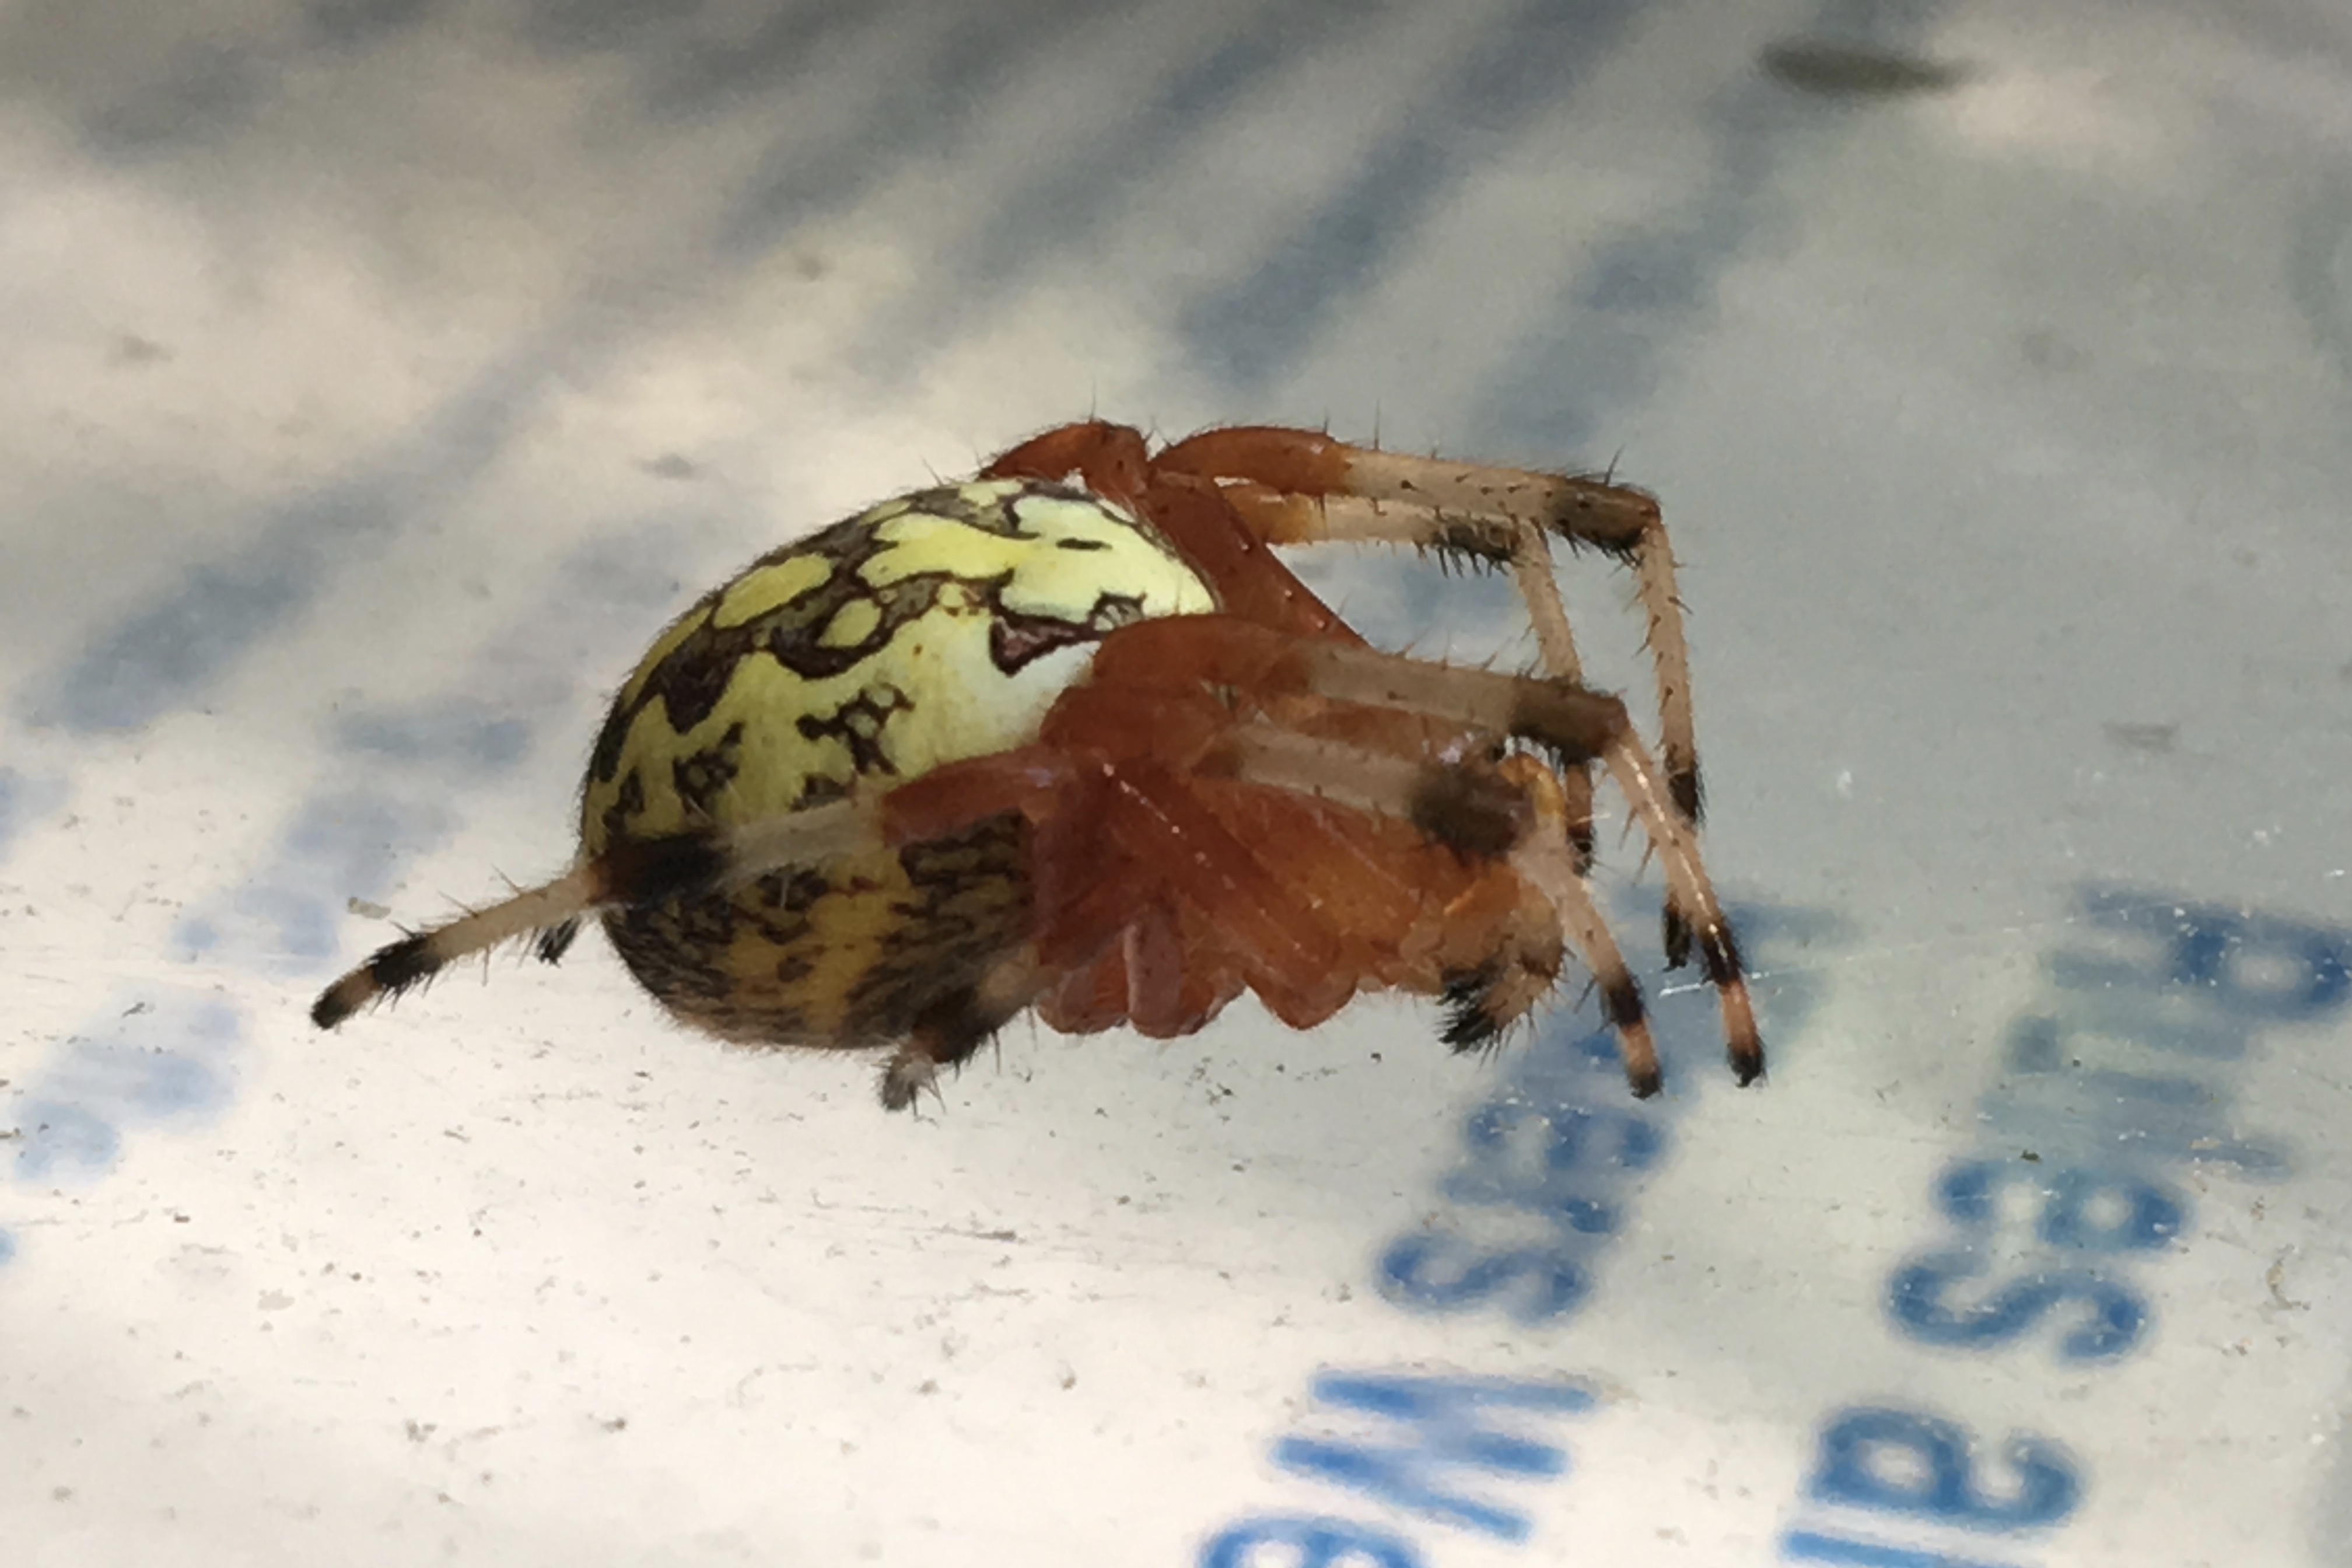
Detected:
left=314, top=421, right=1762, bottom=1108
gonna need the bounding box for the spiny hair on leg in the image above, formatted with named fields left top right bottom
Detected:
left=1440, top=967, right=1511, bottom=1054
left=313, top=801, right=878, bottom=1031
left=1437, top=944, right=1560, bottom=1058
left=536, top=918, right=582, bottom=965
left=1415, top=518, right=1517, bottom=576
left=876, top=965, right=1035, bottom=1112
left=310, top=866, right=601, bottom=1028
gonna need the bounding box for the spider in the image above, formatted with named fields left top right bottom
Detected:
left=313, top=421, right=1762, bottom=1108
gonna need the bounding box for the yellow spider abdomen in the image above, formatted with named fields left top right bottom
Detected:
left=578, top=478, right=1214, bottom=1046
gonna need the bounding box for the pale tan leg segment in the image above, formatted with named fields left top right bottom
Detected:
left=312, top=800, right=880, bottom=1029
left=1194, top=443, right=1704, bottom=825
left=1504, top=761, right=1662, bottom=1096
left=1338, top=448, right=1701, bottom=825
left=1600, top=733, right=1761, bottom=1083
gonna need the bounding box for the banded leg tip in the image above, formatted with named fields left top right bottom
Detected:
left=310, top=979, right=365, bottom=1030
left=1600, top=977, right=1661, bottom=1098
left=312, top=932, right=438, bottom=1029
left=1728, top=1041, right=1766, bottom=1087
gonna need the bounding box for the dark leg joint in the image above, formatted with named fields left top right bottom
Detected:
left=1540, top=487, right=1653, bottom=558
left=1670, top=765, right=1704, bottom=825
left=600, top=831, right=730, bottom=906
left=1661, top=905, right=1693, bottom=969
left=1507, top=685, right=1623, bottom=768
left=1601, top=975, right=1661, bottom=1097
left=1426, top=517, right=1517, bottom=570
left=1409, top=768, right=1527, bottom=861
left=1699, top=925, right=1745, bottom=989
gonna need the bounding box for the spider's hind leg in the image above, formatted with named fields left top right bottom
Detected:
left=877, top=1033, right=973, bottom=1113
left=311, top=867, right=603, bottom=1028
left=312, top=800, right=879, bottom=1029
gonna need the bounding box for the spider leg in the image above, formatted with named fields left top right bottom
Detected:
left=877, top=949, right=1041, bottom=1111
left=310, top=800, right=878, bottom=1028
left=1153, top=426, right=1704, bottom=827
left=310, top=867, right=602, bottom=1028
left=982, top=418, right=1153, bottom=503
left=1084, top=615, right=1762, bottom=1087
left=1496, top=753, right=1662, bottom=1094
left=1177, top=712, right=1672, bottom=1090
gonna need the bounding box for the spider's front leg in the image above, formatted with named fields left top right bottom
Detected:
left=1149, top=426, right=1718, bottom=975
left=1153, top=426, right=1706, bottom=822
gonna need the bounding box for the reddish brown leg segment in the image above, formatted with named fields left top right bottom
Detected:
left=1154, top=425, right=1705, bottom=824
